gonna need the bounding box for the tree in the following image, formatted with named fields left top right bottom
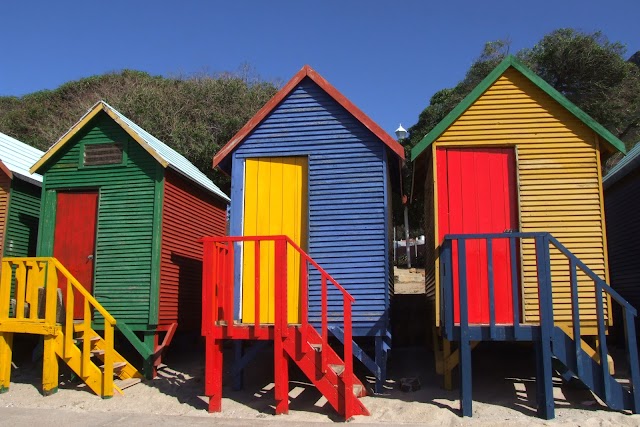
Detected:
left=404, top=29, right=640, bottom=229
left=0, top=66, right=279, bottom=192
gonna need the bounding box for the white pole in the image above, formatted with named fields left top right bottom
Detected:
left=404, top=204, right=411, bottom=269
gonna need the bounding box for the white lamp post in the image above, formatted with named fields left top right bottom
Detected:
left=395, top=124, right=411, bottom=269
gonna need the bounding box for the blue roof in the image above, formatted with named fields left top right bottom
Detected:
left=0, top=131, right=44, bottom=186
left=604, top=143, right=640, bottom=189
left=33, top=101, right=229, bottom=203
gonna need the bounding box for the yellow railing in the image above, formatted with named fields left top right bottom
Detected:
left=0, top=257, right=116, bottom=396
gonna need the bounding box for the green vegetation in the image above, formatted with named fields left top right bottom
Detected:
left=400, top=29, right=640, bottom=232
left=0, top=66, right=279, bottom=192
left=408, top=30, right=640, bottom=152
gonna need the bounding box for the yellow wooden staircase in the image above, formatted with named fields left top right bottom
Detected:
left=0, top=257, right=142, bottom=397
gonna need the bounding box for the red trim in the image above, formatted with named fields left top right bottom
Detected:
left=212, top=65, right=405, bottom=168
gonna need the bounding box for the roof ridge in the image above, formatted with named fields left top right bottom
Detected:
left=410, top=55, right=626, bottom=160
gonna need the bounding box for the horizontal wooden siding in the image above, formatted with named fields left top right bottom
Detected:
left=434, top=68, right=608, bottom=327
left=233, top=79, right=389, bottom=335
left=38, top=112, right=158, bottom=329
left=159, top=169, right=227, bottom=330
left=4, top=178, right=41, bottom=257
left=605, top=171, right=640, bottom=322
left=0, top=171, right=10, bottom=257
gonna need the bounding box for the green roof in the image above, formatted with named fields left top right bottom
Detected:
left=410, top=55, right=626, bottom=161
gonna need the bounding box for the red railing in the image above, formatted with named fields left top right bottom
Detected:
left=201, top=235, right=356, bottom=402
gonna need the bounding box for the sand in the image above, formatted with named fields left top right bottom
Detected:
left=1, top=267, right=638, bottom=426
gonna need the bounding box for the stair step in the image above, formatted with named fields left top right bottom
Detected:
left=99, top=361, right=127, bottom=372
left=353, top=384, right=364, bottom=397
left=309, top=343, right=322, bottom=352
left=76, top=335, right=101, bottom=343
left=91, top=349, right=105, bottom=357
left=329, top=364, right=345, bottom=376
left=114, top=377, right=142, bottom=390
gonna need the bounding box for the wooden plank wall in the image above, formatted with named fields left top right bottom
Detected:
left=0, top=171, right=11, bottom=257
left=159, top=169, right=227, bottom=330
left=605, top=170, right=640, bottom=327
left=3, top=178, right=41, bottom=257
left=232, top=78, right=390, bottom=335
left=38, top=112, right=158, bottom=330
left=433, top=68, right=608, bottom=327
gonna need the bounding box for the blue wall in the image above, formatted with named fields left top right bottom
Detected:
left=229, top=78, right=392, bottom=336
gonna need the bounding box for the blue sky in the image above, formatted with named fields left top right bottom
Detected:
left=1, top=0, right=638, bottom=138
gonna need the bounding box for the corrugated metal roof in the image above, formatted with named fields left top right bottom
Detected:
left=0, top=131, right=44, bottom=186
left=604, top=143, right=640, bottom=189
left=101, top=102, right=229, bottom=202
left=33, top=101, right=229, bottom=202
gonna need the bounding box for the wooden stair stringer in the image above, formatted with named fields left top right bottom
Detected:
left=53, top=330, right=105, bottom=396
left=80, top=329, right=143, bottom=381
left=282, top=326, right=369, bottom=417
left=551, top=326, right=631, bottom=411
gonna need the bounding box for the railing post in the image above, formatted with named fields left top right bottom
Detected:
left=457, top=239, right=472, bottom=417
left=226, top=242, right=235, bottom=326
left=321, top=275, right=328, bottom=373
left=624, top=308, right=640, bottom=413
left=300, top=257, right=308, bottom=326
left=534, top=234, right=554, bottom=419
left=201, top=241, right=214, bottom=334
left=440, top=239, right=454, bottom=340
left=344, top=297, right=354, bottom=419
left=254, top=240, right=261, bottom=329
left=103, top=322, right=114, bottom=398
left=273, top=238, right=289, bottom=415
left=594, top=279, right=612, bottom=403
left=15, top=263, right=26, bottom=320
left=0, top=260, right=12, bottom=320
left=509, top=237, right=520, bottom=337
left=486, top=238, right=496, bottom=339
left=569, top=259, right=583, bottom=377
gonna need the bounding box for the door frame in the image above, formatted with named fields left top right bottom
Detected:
left=435, top=145, right=523, bottom=324
left=231, top=155, right=310, bottom=323
left=52, top=188, right=100, bottom=317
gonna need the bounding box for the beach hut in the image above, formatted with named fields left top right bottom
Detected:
left=410, top=56, right=639, bottom=418
left=210, top=65, right=404, bottom=395
left=0, top=132, right=43, bottom=259
left=29, top=101, right=230, bottom=372
left=603, top=143, right=640, bottom=338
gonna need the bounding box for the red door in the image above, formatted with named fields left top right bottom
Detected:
left=53, top=191, right=99, bottom=318
left=437, top=148, right=519, bottom=324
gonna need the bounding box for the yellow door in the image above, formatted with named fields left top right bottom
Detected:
left=242, top=157, right=307, bottom=324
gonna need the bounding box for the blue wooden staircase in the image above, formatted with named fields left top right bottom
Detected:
left=439, top=232, right=640, bottom=419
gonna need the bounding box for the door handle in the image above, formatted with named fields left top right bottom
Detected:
left=87, top=254, right=94, bottom=260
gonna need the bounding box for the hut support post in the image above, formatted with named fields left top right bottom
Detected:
left=0, top=332, right=13, bottom=392
left=374, top=335, right=388, bottom=393
left=42, top=334, right=58, bottom=395
left=232, top=341, right=244, bottom=391
left=143, top=331, right=156, bottom=379
left=535, top=235, right=555, bottom=420
left=205, top=335, right=223, bottom=412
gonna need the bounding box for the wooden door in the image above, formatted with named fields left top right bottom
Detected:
left=437, top=148, right=519, bottom=324
left=242, top=157, right=307, bottom=324
left=53, top=191, right=99, bottom=318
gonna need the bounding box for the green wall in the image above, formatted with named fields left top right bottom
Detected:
left=37, top=112, right=163, bottom=330
left=4, top=178, right=41, bottom=257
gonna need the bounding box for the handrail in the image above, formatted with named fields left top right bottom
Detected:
left=1, top=257, right=116, bottom=397
left=201, top=235, right=357, bottom=413
left=438, top=232, right=640, bottom=412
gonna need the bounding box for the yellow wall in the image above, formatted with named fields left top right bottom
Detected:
left=432, top=67, right=609, bottom=328
left=242, top=157, right=308, bottom=324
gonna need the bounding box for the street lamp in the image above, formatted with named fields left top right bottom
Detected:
left=395, top=124, right=411, bottom=269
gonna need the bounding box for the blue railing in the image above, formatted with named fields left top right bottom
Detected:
left=439, top=232, right=640, bottom=415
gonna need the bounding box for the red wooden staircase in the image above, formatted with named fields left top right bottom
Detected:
left=201, top=236, right=369, bottom=420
